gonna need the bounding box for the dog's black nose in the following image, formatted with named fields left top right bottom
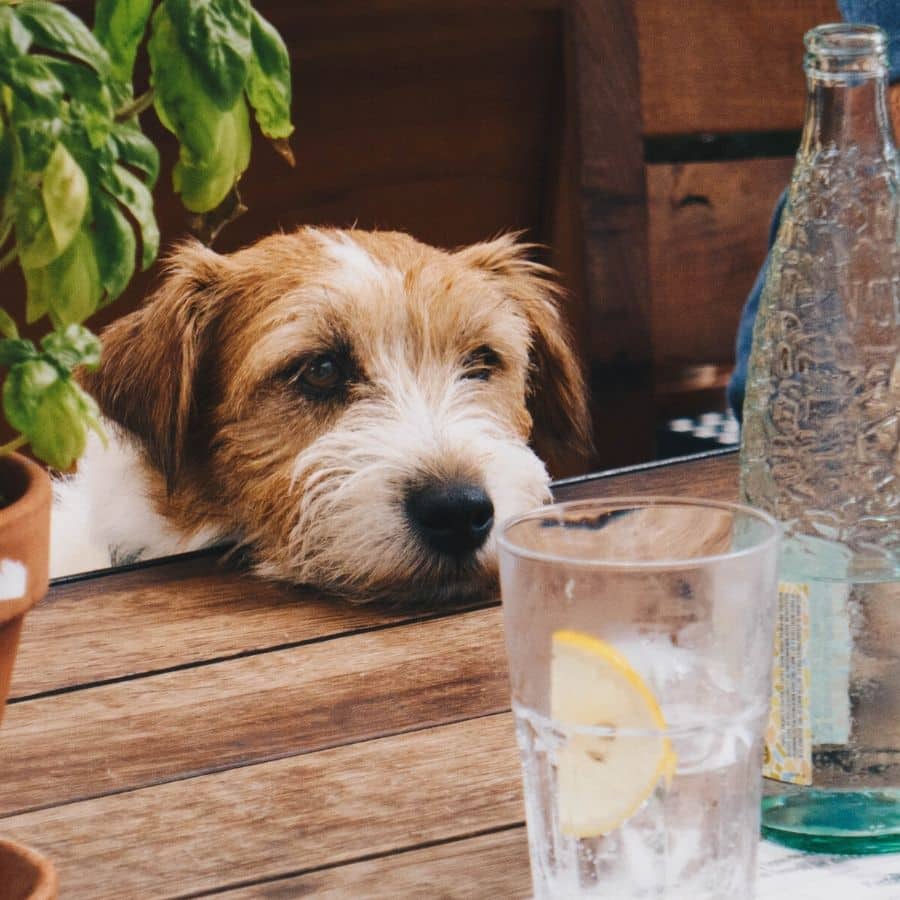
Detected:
left=405, top=481, right=495, bottom=557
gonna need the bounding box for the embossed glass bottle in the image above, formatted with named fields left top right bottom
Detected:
left=741, top=24, right=900, bottom=853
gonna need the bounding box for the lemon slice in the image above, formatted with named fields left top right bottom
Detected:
left=551, top=629, right=677, bottom=837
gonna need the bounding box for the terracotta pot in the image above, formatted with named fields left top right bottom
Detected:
left=0, top=453, right=50, bottom=725
left=0, top=838, right=57, bottom=900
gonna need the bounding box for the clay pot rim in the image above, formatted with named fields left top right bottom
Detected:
left=0, top=454, right=50, bottom=521
left=0, top=836, right=58, bottom=900
left=0, top=453, right=51, bottom=625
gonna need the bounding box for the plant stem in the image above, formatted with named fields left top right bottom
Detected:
left=0, top=435, right=27, bottom=456
left=0, top=218, right=13, bottom=255
left=115, top=89, right=155, bottom=122
left=0, top=244, right=17, bottom=272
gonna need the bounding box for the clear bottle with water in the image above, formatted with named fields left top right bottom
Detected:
left=740, top=23, right=900, bottom=853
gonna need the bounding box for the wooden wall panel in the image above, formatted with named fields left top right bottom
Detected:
left=636, top=0, right=836, bottom=136
left=569, top=0, right=651, bottom=367
left=2, top=2, right=566, bottom=337
left=646, top=156, right=795, bottom=368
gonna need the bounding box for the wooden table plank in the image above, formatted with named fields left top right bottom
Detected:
left=0, top=714, right=523, bottom=900
left=13, top=555, right=486, bottom=699
left=16, top=453, right=737, bottom=701
left=0, top=609, right=509, bottom=817
left=553, top=449, right=738, bottom=504
left=214, top=827, right=531, bottom=899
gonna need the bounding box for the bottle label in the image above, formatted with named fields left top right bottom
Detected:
left=763, top=582, right=813, bottom=785
left=763, top=580, right=853, bottom=785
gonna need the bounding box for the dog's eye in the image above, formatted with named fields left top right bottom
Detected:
left=290, top=353, right=347, bottom=397
left=462, top=345, right=502, bottom=381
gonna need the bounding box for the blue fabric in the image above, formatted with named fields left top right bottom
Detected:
left=839, top=0, right=900, bottom=80
left=728, top=0, right=900, bottom=419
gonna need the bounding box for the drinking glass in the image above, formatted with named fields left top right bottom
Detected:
left=498, top=497, right=779, bottom=899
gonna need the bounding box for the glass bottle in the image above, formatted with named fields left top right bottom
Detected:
left=740, top=23, right=900, bottom=853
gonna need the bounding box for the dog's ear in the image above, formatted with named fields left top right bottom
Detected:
left=457, top=234, right=592, bottom=473
left=82, top=241, right=228, bottom=490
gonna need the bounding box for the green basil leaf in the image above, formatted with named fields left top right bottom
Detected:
left=0, top=119, right=12, bottom=200
left=6, top=61, right=63, bottom=164
left=94, top=0, right=153, bottom=85
left=91, top=188, right=136, bottom=303
left=44, top=57, right=115, bottom=130
left=22, top=258, right=49, bottom=323
left=43, top=58, right=111, bottom=110
left=40, top=324, right=101, bottom=370
left=0, top=6, right=32, bottom=60
left=0, top=309, right=20, bottom=340
left=5, top=54, right=63, bottom=118
left=15, top=142, right=89, bottom=273
left=42, top=141, right=88, bottom=254
left=100, top=164, right=159, bottom=269
left=164, top=0, right=252, bottom=111
left=43, top=58, right=115, bottom=150
left=5, top=55, right=65, bottom=171
left=15, top=180, right=60, bottom=270
left=150, top=5, right=251, bottom=212
left=16, top=1, right=110, bottom=77
left=23, top=229, right=103, bottom=326
left=28, top=383, right=90, bottom=469
left=245, top=8, right=293, bottom=141
left=9, top=371, right=99, bottom=470
left=13, top=119, right=63, bottom=174
left=0, top=338, right=36, bottom=366
left=63, top=126, right=116, bottom=180
left=3, top=357, right=59, bottom=435
left=149, top=5, right=217, bottom=159
left=110, top=123, right=160, bottom=186
left=173, top=96, right=251, bottom=213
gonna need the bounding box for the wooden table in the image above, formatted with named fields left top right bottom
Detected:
left=2, top=449, right=898, bottom=898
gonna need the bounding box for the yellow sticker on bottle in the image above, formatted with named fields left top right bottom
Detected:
left=763, top=582, right=813, bottom=785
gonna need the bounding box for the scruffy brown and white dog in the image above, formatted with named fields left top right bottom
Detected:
left=51, top=227, right=589, bottom=604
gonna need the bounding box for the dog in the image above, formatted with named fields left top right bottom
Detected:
left=50, top=227, right=590, bottom=605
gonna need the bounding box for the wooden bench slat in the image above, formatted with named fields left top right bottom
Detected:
left=0, top=609, right=509, bottom=817
left=0, top=714, right=523, bottom=900
left=214, top=827, right=531, bottom=899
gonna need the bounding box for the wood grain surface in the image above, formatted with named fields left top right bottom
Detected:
left=647, top=158, right=795, bottom=368
left=0, top=454, right=744, bottom=898
left=636, top=0, right=836, bottom=136
left=1, top=715, right=523, bottom=900
left=9, top=557, right=486, bottom=700
left=0, top=609, right=509, bottom=816
left=215, top=827, right=531, bottom=899
left=569, top=0, right=652, bottom=367
left=553, top=450, right=738, bottom=503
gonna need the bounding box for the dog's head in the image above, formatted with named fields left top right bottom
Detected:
left=86, top=228, right=590, bottom=604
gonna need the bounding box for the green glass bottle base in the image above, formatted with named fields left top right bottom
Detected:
left=762, top=790, right=900, bottom=854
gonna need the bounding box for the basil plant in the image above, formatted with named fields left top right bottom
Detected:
left=0, top=0, right=293, bottom=469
